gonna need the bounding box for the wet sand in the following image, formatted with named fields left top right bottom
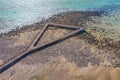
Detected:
left=0, top=11, right=120, bottom=80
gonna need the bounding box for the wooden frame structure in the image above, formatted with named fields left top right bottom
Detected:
left=0, top=23, right=85, bottom=73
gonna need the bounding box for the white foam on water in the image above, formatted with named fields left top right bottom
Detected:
left=0, top=0, right=120, bottom=33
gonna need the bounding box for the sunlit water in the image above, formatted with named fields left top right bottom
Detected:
left=0, top=0, right=120, bottom=33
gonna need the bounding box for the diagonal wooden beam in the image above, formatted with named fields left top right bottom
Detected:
left=30, top=23, right=49, bottom=48
left=32, top=28, right=85, bottom=52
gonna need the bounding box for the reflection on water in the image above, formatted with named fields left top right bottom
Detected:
left=0, top=0, right=120, bottom=33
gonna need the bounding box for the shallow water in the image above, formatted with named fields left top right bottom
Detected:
left=0, top=0, right=120, bottom=33
left=86, top=7, right=120, bottom=47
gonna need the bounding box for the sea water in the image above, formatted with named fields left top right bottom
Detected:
left=0, top=0, right=120, bottom=33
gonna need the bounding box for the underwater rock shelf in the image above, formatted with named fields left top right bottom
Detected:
left=0, top=23, right=85, bottom=73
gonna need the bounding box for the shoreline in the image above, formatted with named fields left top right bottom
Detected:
left=0, top=11, right=103, bottom=37
left=1, top=10, right=119, bottom=49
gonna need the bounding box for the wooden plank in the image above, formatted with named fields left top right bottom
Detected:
left=30, top=23, right=48, bottom=47
left=48, top=23, right=80, bottom=30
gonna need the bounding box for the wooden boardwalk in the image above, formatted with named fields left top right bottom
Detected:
left=0, top=23, right=86, bottom=73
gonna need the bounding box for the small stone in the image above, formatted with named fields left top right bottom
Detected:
left=0, top=59, right=3, bottom=65
left=10, top=70, right=16, bottom=76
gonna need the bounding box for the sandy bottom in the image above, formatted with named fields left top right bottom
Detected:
left=1, top=56, right=120, bottom=80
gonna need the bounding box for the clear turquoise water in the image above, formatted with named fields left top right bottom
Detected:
left=0, top=0, right=120, bottom=33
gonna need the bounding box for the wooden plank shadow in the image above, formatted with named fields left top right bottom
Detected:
left=0, top=23, right=86, bottom=73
